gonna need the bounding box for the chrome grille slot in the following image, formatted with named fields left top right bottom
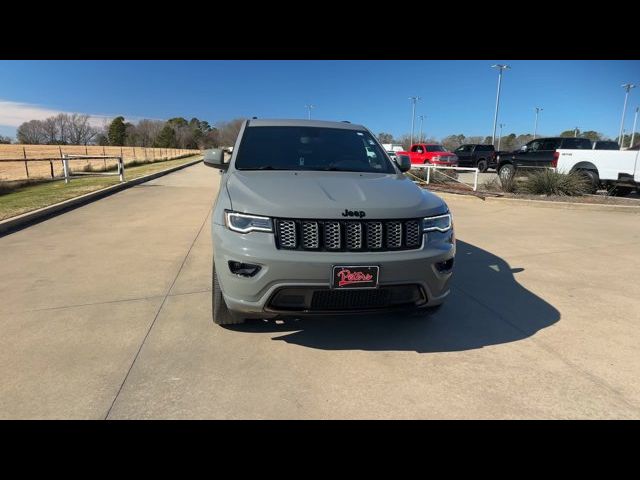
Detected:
left=277, top=220, right=297, bottom=249
left=345, top=222, right=363, bottom=250
left=366, top=222, right=383, bottom=249
left=324, top=221, right=341, bottom=250
left=301, top=221, right=319, bottom=249
left=405, top=221, right=421, bottom=248
left=386, top=221, right=402, bottom=248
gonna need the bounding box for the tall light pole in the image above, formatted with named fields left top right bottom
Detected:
left=618, top=83, right=636, bottom=149
left=498, top=123, right=505, bottom=150
left=630, top=107, right=639, bottom=148
left=418, top=115, right=425, bottom=142
left=409, top=96, right=421, bottom=145
left=491, top=64, right=510, bottom=146
left=305, top=104, right=315, bottom=120
left=533, top=107, right=543, bottom=139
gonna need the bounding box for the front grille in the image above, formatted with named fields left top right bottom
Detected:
left=310, top=289, right=392, bottom=310
left=274, top=218, right=422, bottom=252
left=268, top=285, right=427, bottom=312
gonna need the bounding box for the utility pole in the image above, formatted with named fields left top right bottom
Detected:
left=630, top=107, right=639, bottom=148
left=305, top=104, right=315, bottom=120
left=418, top=115, right=425, bottom=142
left=491, top=64, right=510, bottom=146
left=534, top=107, right=543, bottom=139
left=409, top=96, right=421, bottom=146
left=618, top=83, right=636, bottom=149
left=498, top=123, right=505, bottom=150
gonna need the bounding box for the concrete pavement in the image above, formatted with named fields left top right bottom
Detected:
left=1, top=163, right=639, bottom=419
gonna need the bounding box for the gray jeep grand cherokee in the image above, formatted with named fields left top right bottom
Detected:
left=204, top=119, right=455, bottom=325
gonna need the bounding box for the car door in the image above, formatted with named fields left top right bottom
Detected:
left=410, top=144, right=426, bottom=164
left=514, top=139, right=543, bottom=169
left=454, top=145, right=473, bottom=166
left=533, top=138, right=561, bottom=167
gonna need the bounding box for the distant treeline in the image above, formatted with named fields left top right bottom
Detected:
left=9, top=114, right=247, bottom=149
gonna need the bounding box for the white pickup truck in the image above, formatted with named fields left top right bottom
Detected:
left=556, top=148, right=640, bottom=196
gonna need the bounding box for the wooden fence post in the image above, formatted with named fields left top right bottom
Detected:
left=102, top=145, right=107, bottom=170
left=58, top=145, right=64, bottom=172
left=22, top=146, right=29, bottom=178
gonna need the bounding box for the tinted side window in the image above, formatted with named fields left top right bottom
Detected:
left=528, top=140, right=544, bottom=152
left=541, top=139, right=560, bottom=150
left=576, top=139, right=591, bottom=149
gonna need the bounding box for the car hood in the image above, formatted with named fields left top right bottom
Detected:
left=225, top=170, right=448, bottom=219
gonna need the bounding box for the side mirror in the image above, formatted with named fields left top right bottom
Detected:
left=395, top=154, right=411, bottom=172
left=203, top=149, right=228, bottom=170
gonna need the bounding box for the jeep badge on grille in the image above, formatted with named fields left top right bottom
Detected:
left=342, top=209, right=366, bottom=218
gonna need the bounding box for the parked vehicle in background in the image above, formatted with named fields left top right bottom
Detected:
left=398, top=144, right=458, bottom=166
left=453, top=144, right=496, bottom=172
left=497, top=137, right=592, bottom=181
left=556, top=147, right=640, bottom=196
left=386, top=150, right=398, bottom=162
left=592, top=140, right=620, bottom=150
left=382, top=143, right=405, bottom=153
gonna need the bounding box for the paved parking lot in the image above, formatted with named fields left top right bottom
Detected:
left=1, top=163, right=639, bottom=419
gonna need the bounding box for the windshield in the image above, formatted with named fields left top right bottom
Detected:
left=426, top=145, right=447, bottom=152
left=235, top=126, right=396, bottom=173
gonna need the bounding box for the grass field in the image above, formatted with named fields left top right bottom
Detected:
left=0, top=145, right=199, bottom=181
left=0, top=155, right=202, bottom=221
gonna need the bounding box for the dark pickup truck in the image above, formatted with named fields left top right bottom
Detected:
left=453, top=144, right=496, bottom=172
left=497, top=137, right=592, bottom=180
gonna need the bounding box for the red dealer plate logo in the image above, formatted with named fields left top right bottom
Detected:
left=332, top=266, right=379, bottom=289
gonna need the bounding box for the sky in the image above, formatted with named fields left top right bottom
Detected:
left=1, top=60, right=639, bottom=141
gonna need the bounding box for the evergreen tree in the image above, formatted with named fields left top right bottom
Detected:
left=108, top=116, right=127, bottom=146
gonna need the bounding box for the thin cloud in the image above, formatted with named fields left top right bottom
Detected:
left=0, top=99, right=155, bottom=130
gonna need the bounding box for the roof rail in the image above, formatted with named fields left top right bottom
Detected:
left=341, top=120, right=351, bottom=123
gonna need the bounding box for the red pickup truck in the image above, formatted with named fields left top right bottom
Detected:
left=398, top=144, right=459, bottom=166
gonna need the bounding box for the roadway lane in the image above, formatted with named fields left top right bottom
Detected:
left=1, top=163, right=639, bottom=419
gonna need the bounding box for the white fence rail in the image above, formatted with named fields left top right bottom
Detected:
left=62, top=155, right=125, bottom=184
left=410, top=164, right=480, bottom=191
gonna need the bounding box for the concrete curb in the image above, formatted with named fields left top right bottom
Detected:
left=434, top=190, right=640, bottom=214
left=0, top=157, right=203, bottom=236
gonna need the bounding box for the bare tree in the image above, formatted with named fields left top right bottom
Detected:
left=67, top=114, right=97, bottom=145
left=216, top=118, right=246, bottom=147
left=17, top=120, right=47, bottom=144
left=135, top=119, right=164, bottom=147
left=53, top=113, right=70, bottom=144
left=42, top=117, right=59, bottom=144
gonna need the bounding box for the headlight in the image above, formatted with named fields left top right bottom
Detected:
left=225, top=211, right=273, bottom=233
left=422, top=213, right=452, bottom=232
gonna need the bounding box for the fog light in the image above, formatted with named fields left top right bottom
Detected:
left=435, top=258, right=454, bottom=273
left=228, top=261, right=261, bottom=277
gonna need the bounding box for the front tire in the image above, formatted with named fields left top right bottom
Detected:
left=577, top=169, right=599, bottom=194
left=212, top=261, right=245, bottom=325
left=477, top=159, right=488, bottom=173
left=498, top=163, right=515, bottom=182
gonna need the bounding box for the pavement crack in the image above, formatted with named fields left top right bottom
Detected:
left=103, top=204, right=213, bottom=420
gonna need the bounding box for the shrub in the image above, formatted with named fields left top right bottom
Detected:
left=520, top=169, right=590, bottom=196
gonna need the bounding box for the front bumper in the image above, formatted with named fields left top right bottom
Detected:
left=212, top=223, right=455, bottom=318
